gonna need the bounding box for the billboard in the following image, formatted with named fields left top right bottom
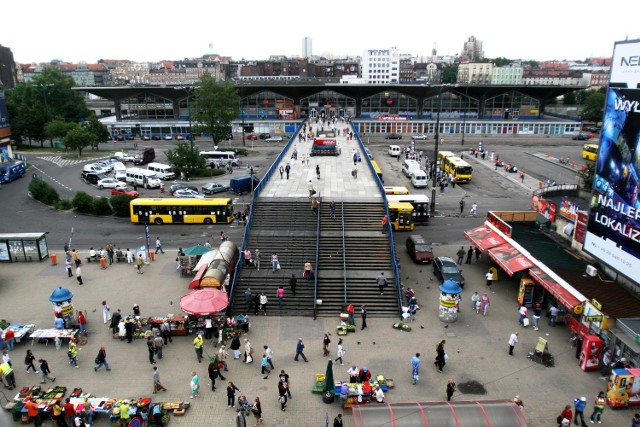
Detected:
left=0, top=87, right=10, bottom=139
left=583, top=39, right=640, bottom=284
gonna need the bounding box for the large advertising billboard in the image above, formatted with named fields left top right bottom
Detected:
left=0, top=87, right=11, bottom=139
left=583, top=40, right=640, bottom=284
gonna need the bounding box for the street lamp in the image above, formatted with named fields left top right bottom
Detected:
left=36, top=83, right=54, bottom=114
left=431, top=85, right=447, bottom=214
left=175, top=86, right=195, bottom=168
left=461, top=84, right=468, bottom=146
left=239, top=83, right=246, bottom=147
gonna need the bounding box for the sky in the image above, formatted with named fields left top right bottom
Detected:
left=2, top=1, right=637, bottom=64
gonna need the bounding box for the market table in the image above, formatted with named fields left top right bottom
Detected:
left=28, top=328, right=76, bottom=345
left=1, top=323, right=35, bottom=343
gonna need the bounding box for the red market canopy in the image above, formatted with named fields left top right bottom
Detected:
left=528, top=267, right=582, bottom=310
left=487, top=243, right=535, bottom=277
left=179, top=288, right=229, bottom=316
left=464, top=225, right=507, bottom=252
left=188, top=264, right=208, bottom=289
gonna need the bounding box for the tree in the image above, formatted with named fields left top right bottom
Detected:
left=579, top=162, right=595, bottom=192
left=63, top=126, right=95, bottom=157
left=440, top=65, right=458, bottom=84
left=192, top=72, right=239, bottom=145
left=45, top=119, right=75, bottom=144
left=562, top=91, right=577, bottom=105
left=82, top=115, right=110, bottom=150
left=492, top=57, right=512, bottom=67
left=166, top=141, right=205, bottom=171
left=31, top=68, right=90, bottom=122
left=581, top=91, right=606, bottom=124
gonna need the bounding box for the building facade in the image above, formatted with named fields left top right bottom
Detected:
left=361, top=48, right=400, bottom=84
left=302, top=37, right=312, bottom=58
left=458, top=63, right=493, bottom=84
left=461, top=36, right=484, bottom=62
left=491, top=65, right=523, bottom=85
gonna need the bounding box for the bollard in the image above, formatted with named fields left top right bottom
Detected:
left=581, top=164, right=586, bottom=172
left=547, top=152, right=550, bottom=157
left=571, top=161, right=576, bottom=167
left=148, top=251, right=155, bottom=262
left=50, top=253, right=58, bottom=266
left=100, top=257, right=107, bottom=270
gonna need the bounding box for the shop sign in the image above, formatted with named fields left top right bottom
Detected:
left=61, top=304, right=74, bottom=316
left=531, top=194, right=556, bottom=222
left=559, top=198, right=581, bottom=223
left=377, top=116, right=407, bottom=121
left=584, top=315, right=603, bottom=322
left=487, top=213, right=512, bottom=237
left=574, top=211, right=588, bottom=244
left=591, top=299, right=602, bottom=310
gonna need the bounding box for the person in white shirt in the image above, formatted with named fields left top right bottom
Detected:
left=347, top=366, right=359, bottom=383
left=374, top=386, right=385, bottom=403
left=126, top=248, right=133, bottom=264
left=508, top=332, right=519, bottom=355
left=89, top=248, right=97, bottom=260
left=518, top=306, right=528, bottom=326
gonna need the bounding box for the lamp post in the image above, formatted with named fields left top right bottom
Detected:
left=36, top=83, right=54, bottom=114
left=175, top=86, right=195, bottom=168
left=461, top=84, right=468, bottom=146
left=431, top=85, right=446, bottom=214
left=239, top=83, right=246, bottom=147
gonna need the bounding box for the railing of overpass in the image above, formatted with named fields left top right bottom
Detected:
left=312, top=194, right=321, bottom=319
left=227, top=120, right=305, bottom=313
left=351, top=119, right=403, bottom=319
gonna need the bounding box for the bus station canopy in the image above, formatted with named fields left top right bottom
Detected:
left=463, top=225, right=506, bottom=252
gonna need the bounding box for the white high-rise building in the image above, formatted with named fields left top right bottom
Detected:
left=361, top=47, right=400, bottom=84
left=302, top=37, right=312, bottom=58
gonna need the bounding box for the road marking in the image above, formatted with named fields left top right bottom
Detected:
left=32, top=165, right=74, bottom=192
left=36, top=155, right=107, bottom=168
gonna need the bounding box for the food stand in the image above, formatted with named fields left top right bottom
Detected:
left=145, top=315, right=189, bottom=336
left=1, top=324, right=35, bottom=344
left=607, top=368, right=640, bottom=408
left=29, top=329, right=77, bottom=345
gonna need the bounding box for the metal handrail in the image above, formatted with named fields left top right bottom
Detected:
left=351, top=120, right=403, bottom=319
left=340, top=198, right=347, bottom=306
left=313, top=192, right=321, bottom=319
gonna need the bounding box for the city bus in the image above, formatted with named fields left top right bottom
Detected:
left=582, top=144, right=599, bottom=161
left=130, top=198, right=234, bottom=224
left=386, top=194, right=430, bottom=223
left=437, top=151, right=456, bottom=167
left=371, top=160, right=384, bottom=183
left=442, top=156, right=473, bottom=182
left=387, top=201, right=414, bottom=231
left=383, top=186, right=409, bottom=195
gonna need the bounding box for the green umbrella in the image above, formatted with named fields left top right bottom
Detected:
left=183, top=245, right=213, bottom=256
left=323, top=359, right=335, bottom=395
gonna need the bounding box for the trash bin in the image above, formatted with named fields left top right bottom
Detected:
left=100, top=257, right=107, bottom=269
left=148, top=251, right=155, bottom=262
left=50, top=253, right=57, bottom=265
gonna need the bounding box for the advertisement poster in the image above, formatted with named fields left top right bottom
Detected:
left=0, top=241, right=9, bottom=261
left=531, top=194, right=556, bottom=222
left=583, top=40, right=640, bottom=283
left=574, top=211, right=588, bottom=244
left=559, top=198, right=581, bottom=223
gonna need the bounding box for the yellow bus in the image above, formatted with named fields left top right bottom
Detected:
left=371, top=160, right=384, bottom=183
left=442, top=156, right=473, bottom=182
left=582, top=144, right=599, bottom=161
left=386, top=194, right=430, bottom=223
left=130, top=198, right=234, bottom=225
left=384, top=186, right=409, bottom=195
left=437, top=150, right=456, bottom=168
left=388, top=201, right=414, bottom=231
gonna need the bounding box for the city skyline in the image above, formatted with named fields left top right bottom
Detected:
left=3, top=1, right=635, bottom=64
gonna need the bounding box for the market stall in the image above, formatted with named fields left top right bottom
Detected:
left=29, top=329, right=76, bottom=345
left=145, top=315, right=189, bottom=336
left=1, top=323, right=35, bottom=343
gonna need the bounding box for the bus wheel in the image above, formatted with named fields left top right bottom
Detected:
left=154, top=218, right=163, bottom=225
left=203, top=218, right=213, bottom=224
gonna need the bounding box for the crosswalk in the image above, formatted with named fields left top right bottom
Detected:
left=35, top=155, right=107, bottom=168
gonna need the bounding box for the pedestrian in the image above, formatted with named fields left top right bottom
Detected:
left=251, top=396, right=263, bottom=425
left=38, top=359, right=56, bottom=384
left=508, top=332, right=519, bottom=355
left=323, top=333, right=331, bottom=357
left=307, top=180, right=315, bottom=198
left=76, top=265, right=83, bottom=285
left=277, top=286, right=284, bottom=308
left=632, top=413, right=640, bottom=427
left=520, top=171, right=525, bottom=183
left=155, top=237, right=164, bottom=254
left=346, top=303, right=355, bottom=326
left=376, top=272, right=388, bottom=295
left=101, top=301, right=111, bottom=324
left=271, top=252, right=279, bottom=273
left=289, top=274, right=297, bottom=296
left=353, top=164, right=358, bottom=178
left=485, top=270, right=494, bottom=289
left=126, top=248, right=133, bottom=264
left=329, top=201, right=336, bottom=220
left=190, top=371, right=200, bottom=398
left=208, top=360, right=221, bottom=391
left=381, top=214, right=388, bottom=234
left=136, top=253, right=144, bottom=274
left=446, top=379, right=456, bottom=401
left=259, top=293, right=268, bottom=315
left=154, top=334, right=164, bottom=359
left=316, top=164, right=320, bottom=180
left=147, top=336, right=156, bottom=364
left=77, top=311, right=86, bottom=335
left=549, top=304, right=560, bottom=327
left=254, top=249, right=261, bottom=270
left=285, top=163, right=291, bottom=179
left=153, top=366, right=167, bottom=393
left=193, top=332, right=204, bottom=363
left=294, top=338, right=308, bottom=362
left=278, top=380, right=288, bottom=411
left=474, top=247, right=482, bottom=262
left=465, top=246, right=473, bottom=264
left=65, top=258, right=73, bottom=277
left=261, top=354, right=271, bottom=376
left=333, top=413, right=343, bottom=427
left=471, top=291, right=479, bottom=310
left=279, top=165, right=284, bottom=179
left=252, top=294, right=260, bottom=315
left=518, top=305, right=528, bottom=327
left=329, top=339, right=345, bottom=371
left=106, top=243, right=114, bottom=265
left=411, top=353, right=421, bottom=385
left=374, top=385, right=385, bottom=403
left=204, top=316, right=214, bottom=339
left=459, top=199, right=465, bottom=215
left=574, top=396, right=588, bottom=427
left=311, top=197, right=319, bottom=215
left=277, top=369, right=292, bottom=399
left=361, top=305, right=367, bottom=330
left=470, top=202, right=478, bottom=217
left=227, top=381, right=241, bottom=407
left=25, top=349, right=39, bottom=373
left=63, top=397, right=76, bottom=426
left=261, top=345, right=274, bottom=370
left=558, top=405, right=572, bottom=426
left=244, top=338, right=253, bottom=363
left=51, top=401, right=66, bottom=427
left=94, top=346, right=111, bottom=372
left=24, top=399, right=41, bottom=427
left=161, top=320, right=172, bottom=345
left=435, top=340, right=446, bottom=373
left=244, top=288, right=252, bottom=311
left=456, top=246, right=465, bottom=265
left=532, top=305, right=542, bottom=330
left=589, top=391, right=606, bottom=424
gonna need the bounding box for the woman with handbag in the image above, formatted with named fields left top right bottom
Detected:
left=251, top=396, right=263, bottom=426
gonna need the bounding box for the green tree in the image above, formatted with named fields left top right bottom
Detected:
left=82, top=115, right=110, bottom=150
left=579, top=162, right=595, bottom=192
left=522, top=60, right=539, bottom=68
left=492, top=57, right=512, bottom=67
left=31, top=68, right=90, bottom=122
left=110, top=195, right=137, bottom=217
left=166, top=141, right=205, bottom=170
left=63, top=126, right=95, bottom=157
left=440, top=65, right=458, bottom=84
left=563, top=91, right=577, bottom=105
left=192, top=72, right=240, bottom=146
left=92, top=197, right=113, bottom=216
left=45, top=119, right=75, bottom=144
left=28, top=178, right=60, bottom=206
left=72, top=192, right=94, bottom=214
left=581, top=91, right=606, bottom=124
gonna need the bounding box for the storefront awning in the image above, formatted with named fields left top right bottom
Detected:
left=487, top=243, right=535, bottom=277
left=464, top=225, right=507, bottom=251
left=528, top=267, right=582, bottom=310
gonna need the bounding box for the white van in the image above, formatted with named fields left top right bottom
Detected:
left=147, top=162, right=175, bottom=180
left=402, top=159, right=421, bottom=177
left=83, top=163, right=108, bottom=175
left=199, top=151, right=239, bottom=167
left=113, top=162, right=127, bottom=180
left=125, top=167, right=162, bottom=189
left=388, top=145, right=401, bottom=157
left=411, top=170, right=428, bottom=188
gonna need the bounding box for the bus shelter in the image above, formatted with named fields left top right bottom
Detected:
left=0, top=232, right=49, bottom=262
left=351, top=400, right=528, bottom=427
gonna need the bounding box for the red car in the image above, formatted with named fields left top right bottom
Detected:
left=406, top=235, right=434, bottom=263
left=111, top=186, right=139, bottom=197
left=246, top=134, right=258, bottom=140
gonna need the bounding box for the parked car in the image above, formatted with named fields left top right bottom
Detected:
left=265, top=136, right=283, bottom=142
left=364, top=147, right=373, bottom=160
left=97, top=178, right=126, bottom=189
left=111, top=186, right=139, bottom=197
left=583, top=126, right=600, bottom=133
left=572, top=132, right=591, bottom=141
left=151, top=135, right=161, bottom=141
left=163, top=135, right=173, bottom=140
left=259, top=133, right=271, bottom=140
left=174, top=189, right=205, bottom=198
left=174, top=134, right=185, bottom=140
left=202, top=182, right=229, bottom=194
left=170, top=183, right=198, bottom=194
left=141, top=135, right=151, bottom=141
left=432, top=256, right=465, bottom=288
left=125, top=135, right=135, bottom=140
left=246, top=134, right=258, bottom=140
left=81, top=172, right=108, bottom=185
left=111, top=152, right=134, bottom=163
left=406, top=235, right=433, bottom=263
left=412, top=134, right=428, bottom=140
left=385, top=134, right=402, bottom=140
left=94, top=160, right=114, bottom=172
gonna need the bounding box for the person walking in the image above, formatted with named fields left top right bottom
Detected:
left=518, top=305, right=528, bottom=327
left=470, top=202, right=478, bottom=217
left=147, top=336, right=156, bottom=364
left=154, top=334, right=164, bottom=359
left=471, top=292, right=479, bottom=310
left=136, top=254, right=144, bottom=274
left=381, top=215, right=388, bottom=234
left=532, top=305, right=542, bottom=331
left=574, top=396, right=588, bottom=427
left=153, top=366, right=167, bottom=393
left=244, top=339, right=253, bottom=363
left=227, top=381, right=241, bottom=407
left=435, top=340, right=446, bottom=373
left=193, top=332, right=204, bottom=363
left=279, top=165, right=284, bottom=179
left=549, top=304, right=560, bottom=327
left=101, top=301, right=111, bottom=324
left=311, top=197, right=319, bottom=215
left=75, top=265, right=83, bottom=285
left=285, top=163, right=291, bottom=180
left=294, top=338, right=308, bottom=362
left=632, top=413, right=640, bottom=427
left=65, top=258, right=73, bottom=278
left=4, top=329, right=15, bottom=351
left=155, top=237, right=164, bottom=254
left=252, top=396, right=263, bottom=426
left=558, top=405, right=572, bottom=426
left=589, top=391, right=606, bottom=424
left=126, top=248, right=133, bottom=264
left=411, top=353, right=421, bottom=385
left=77, top=311, right=87, bottom=335
left=38, top=359, right=56, bottom=384
left=259, top=293, right=268, bottom=315
left=271, top=252, right=279, bottom=273
left=360, top=305, right=367, bottom=330
left=307, top=180, right=315, bottom=198
left=329, top=201, right=336, bottom=220
left=465, top=246, right=473, bottom=264
left=25, top=349, right=39, bottom=373
left=508, top=332, right=519, bottom=355
left=278, top=380, right=288, bottom=411
left=334, top=339, right=345, bottom=365
left=446, top=379, right=456, bottom=401
left=334, top=413, right=343, bottom=427
left=323, top=334, right=331, bottom=357
left=459, top=199, right=465, bottom=215
left=260, top=354, right=271, bottom=376
left=456, top=246, right=465, bottom=265
left=254, top=249, right=261, bottom=270
left=190, top=371, right=200, bottom=398
left=316, top=165, right=321, bottom=180
left=94, top=346, right=111, bottom=372
left=276, top=286, right=284, bottom=309
left=263, top=345, right=274, bottom=370
left=376, top=272, right=388, bottom=295
left=278, top=369, right=292, bottom=398
left=289, top=274, right=297, bottom=296
left=208, top=360, right=222, bottom=391
left=485, top=270, right=494, bottom=290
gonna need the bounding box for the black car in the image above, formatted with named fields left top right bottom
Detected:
left=169, top=183, right=198, bottom=194
left=81, top=171, right=108, bottom=185
left=202, top=182, right=229, bottom=194
left=385, top=134, right=402, bottom=140
left=259, top=133, right=271, bottom=140
left=433, top=256, right=465, bottom=288
left=572, top=133, right=590, bottom=141
left=151, top=135, right=161, bottom=141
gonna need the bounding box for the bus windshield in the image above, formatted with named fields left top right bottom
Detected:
left=456, top=166, right=473, bottom=175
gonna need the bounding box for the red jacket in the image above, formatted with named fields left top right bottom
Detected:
left=560, top=408, right=572, bottom=421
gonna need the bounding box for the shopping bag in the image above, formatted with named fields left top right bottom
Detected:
left=246, top=354, right=253, bottom=364
left=523, top=317, right=530, bottom=327
left=276, top=262, right=281, bottom=271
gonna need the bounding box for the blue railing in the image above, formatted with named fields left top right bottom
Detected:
left=351, top=120, right=403, bottom=319
left=340, top=199, right=347, bottom=306
left=227, top=120, right=305, bottom=312
left=312, top=193, right=321, bottom=319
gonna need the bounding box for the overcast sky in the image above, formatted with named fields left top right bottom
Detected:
left=3, top=1, right=636, bottom=64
